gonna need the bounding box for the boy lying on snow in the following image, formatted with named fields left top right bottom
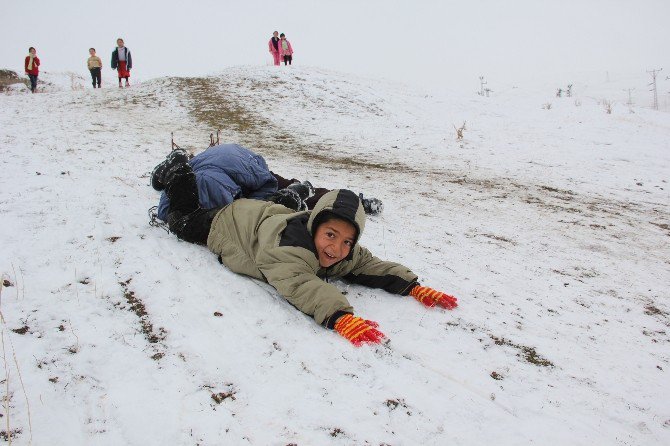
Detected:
left=152, top=150, right=458, bottom=346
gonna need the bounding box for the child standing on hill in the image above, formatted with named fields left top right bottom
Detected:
left=279, top=33, right=293, bottom=65
left=268, top=31, right=281, bottom=66
left=24, top=47, right=40, bottom=93
left=150, top=150, right=458, bottom=346
left=111, top=38, right=132, bottom=88
left=87, top=48, right=102, bottom=88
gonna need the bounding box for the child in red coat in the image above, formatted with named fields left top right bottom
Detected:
left=24, top=47, right=40, bottom=93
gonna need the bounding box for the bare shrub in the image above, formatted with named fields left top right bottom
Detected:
left=70, top=73, right=84, bottom=91
left=453, top=121, right=466, bottom=140
left=603, top=99, right=612, bottom=114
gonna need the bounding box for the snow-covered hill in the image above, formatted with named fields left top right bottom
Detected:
left=1, top=66, right=668, bottom=445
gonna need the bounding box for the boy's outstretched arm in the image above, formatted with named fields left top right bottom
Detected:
left=343, top=246, right=459, bottom=310
left=342, top=246, right=418, bottom=294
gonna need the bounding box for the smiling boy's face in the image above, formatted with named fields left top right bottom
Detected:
left=313, top=218, right=356, bottom=268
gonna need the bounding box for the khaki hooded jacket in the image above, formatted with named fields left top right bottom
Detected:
left=207, top=189, right=418, bottom=328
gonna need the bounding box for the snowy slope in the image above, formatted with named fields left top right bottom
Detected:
left=0, top=66, right=669, bottom=445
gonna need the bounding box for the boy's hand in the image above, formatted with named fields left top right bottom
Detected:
left=410, top=285, right=458, bottom=310
left=334, top=314, right=385, bottom=346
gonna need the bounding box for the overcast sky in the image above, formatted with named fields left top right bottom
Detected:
left=2, top=0, right=669, bottom=90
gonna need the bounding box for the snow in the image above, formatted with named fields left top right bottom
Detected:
left=1, top=66, right=669, bottom=445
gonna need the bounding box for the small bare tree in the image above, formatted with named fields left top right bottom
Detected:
left=566, top=84, right=573, bottom=97
left=453, top=121, right=466, bottom=140
left=556, top=88, right=562, bottom=98
left=603, top=99, right=612, bottom=114
left=542, top=103, right=552, bottom=110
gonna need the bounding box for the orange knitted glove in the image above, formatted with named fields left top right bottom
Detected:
left=410, top=285, right=458, bottom=310
left=334, top=314, right=385, bottom=346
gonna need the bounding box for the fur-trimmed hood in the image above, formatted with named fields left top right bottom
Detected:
left=307, top=189, right=366, bottom=245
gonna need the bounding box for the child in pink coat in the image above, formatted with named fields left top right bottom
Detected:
left=279, top=33, right=294, bottom=65
left=268, top=31, right=281, bottom=66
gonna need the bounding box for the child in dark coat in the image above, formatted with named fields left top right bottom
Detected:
left=111, top=38, right=132, bottom=88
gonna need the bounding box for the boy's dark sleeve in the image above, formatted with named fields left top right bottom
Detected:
left=111, top=50, right=117, bottom=69
left=343, top=246, right=418, bottom=295
left=127, top=51, right=132, bottom=70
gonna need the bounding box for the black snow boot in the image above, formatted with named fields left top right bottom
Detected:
left=267, top=188, right=306, bottom=211
left=359, top=193, right=383, bottom=215
left=151, top=149, right=190, bottom=191
left=286, top=181, right=315, bottom=201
